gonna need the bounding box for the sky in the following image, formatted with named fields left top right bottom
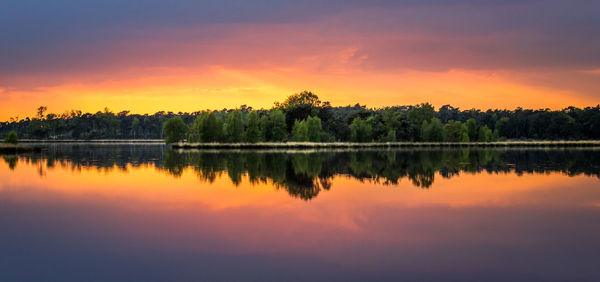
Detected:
left=1, top=0, right=599, bottom=120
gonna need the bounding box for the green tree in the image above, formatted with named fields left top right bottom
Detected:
left=245, top=111, right=261, bottom=143
left=443, top=120, right=467, bottom=142
left=349, top=117, right=372, bottom=142
left=421, top=118, right=444, bottom=142
left=131, top=117, right=141, bottom=138
left=382, top=129, right=396, bottom=142
left=292, top=120, right=309, bottom=141
left=408, top=103, right=435, bottom=141
left=259, top=115, right=273, bottom=141
left=478, top=125, right=493, bottom=142
left=202, top=112, right=224, bottom=142
left=270, top=110, right=287, bottom=142
left=306, top=116, right=323, bottom=142
left=466, top=118, right=478, bottom=142
left=275, top=90, right=321, bottom=109
left=460, top=132, right=470, bottom=142
left=163, top=117, right=188, bottom=144
left=4, top=131, right=18, bottom=144
left=495, top=117, right=510, bottom=139
left=225, top=110, right=244, bottom=143
left=193, top=113, right=208, bottom=142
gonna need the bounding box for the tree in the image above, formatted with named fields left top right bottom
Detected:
left=259, top=114, right=273, bottom=141
left=408, top=103, right=435, bottom=141
left=495, top=117, right=510, bottom=139
left=382, top=129, right=396, bottom=142
left=37, top=106, right=47, bottom=120
left=225, top=110, right=244, bottom=143
left=292, top=120, right=309, bottom=141
left=306, top=116, right=323, bottom=142
left=349, top=117, right=372, bottom=142
left=460, top=131, right=470, bottom=142
left=4, top=131, right=18, bottom=144
left=270, top=110, right=287, bottom=142
left=163, top=117, right=188, bottom=144
left=421, top=118, right=444, bottom=142
left=131, top=117, right=141, bottom=138
left=201, top=112, right=224, bottom=142
left=275, top=90, right=321, bottom=109
left=443, top=120, right=467, bottom=142
left=245, top=111, right=261, bottom=143
left=478, top=125, right=494, bottom=142
left=466, top=118, right=478, bottom=142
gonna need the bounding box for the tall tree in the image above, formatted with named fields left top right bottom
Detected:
left=408, top=103, right=435, bottom=141
left=270, top=110, right=288, bottom=142
left=225, top=110, right=244, bottom=143
left=306, top=116, right=323, bottom=142
left=245, top=111, right=261, bottom=143
left=466, top=118, right=478, bottom=142
left=202, top=112, right=224, bottom=142
left=292, top=120, right=309, bottom=142
left=259, top=114, right=273, bottom=141
left=478, top=125, right=494, bottom=142
left=131, top=117, right=141, bottom=139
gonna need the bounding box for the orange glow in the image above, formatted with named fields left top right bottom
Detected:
left=2, top=67, right=595, bottom=121
left=2, top=156, right=600, bottom=267
left=2, top=158, right=598, bottom=212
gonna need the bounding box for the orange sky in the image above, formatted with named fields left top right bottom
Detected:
left=2, top=1, right=599, bottom=121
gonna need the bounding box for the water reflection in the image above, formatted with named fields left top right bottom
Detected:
left=3, top=146, right=600, bottom=200
left=5, top=146, right=600, bottom=200
left=2, top=145, right=600, bottom=281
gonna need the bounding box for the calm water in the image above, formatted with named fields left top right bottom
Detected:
left=1, top=145, right=600, bottom=281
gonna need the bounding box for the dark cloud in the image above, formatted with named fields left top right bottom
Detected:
left=1, top=0, right=599, bottom=86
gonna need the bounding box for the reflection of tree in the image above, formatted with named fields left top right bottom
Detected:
left=3, top=155, right=18, bottom=170
left=10, top=147, right=600, bottom=200
left=164, top=150, right=186, bottom=177
left=160, top=149, right=600, bottom=196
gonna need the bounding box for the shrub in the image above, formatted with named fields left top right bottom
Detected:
left=4, top=131, right=18, bottom=144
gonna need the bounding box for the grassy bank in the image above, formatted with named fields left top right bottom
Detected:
left=171, top=140, right=600, bottom=150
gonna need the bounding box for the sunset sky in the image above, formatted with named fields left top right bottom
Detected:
left=1, top=0, right=599, bottom=120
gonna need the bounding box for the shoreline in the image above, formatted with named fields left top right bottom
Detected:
left=18, top=139, right=164, bottom=145
left=7, top=140, right=600, bottom=150
left=172, top=140, right=600, bottom=149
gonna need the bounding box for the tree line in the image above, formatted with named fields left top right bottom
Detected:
left=1, top=91, right=599, bottom=142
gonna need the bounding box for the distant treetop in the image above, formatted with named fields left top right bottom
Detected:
left=274, top=90, right=322, bottom=109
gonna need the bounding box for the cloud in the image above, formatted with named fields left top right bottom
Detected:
left=0, top=0, right=599, bottom=118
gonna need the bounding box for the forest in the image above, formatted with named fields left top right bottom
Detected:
left=1, top=91, right=599, bottom=143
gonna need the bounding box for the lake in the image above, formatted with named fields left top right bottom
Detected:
left=1, top=145, right=600, bottom=281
